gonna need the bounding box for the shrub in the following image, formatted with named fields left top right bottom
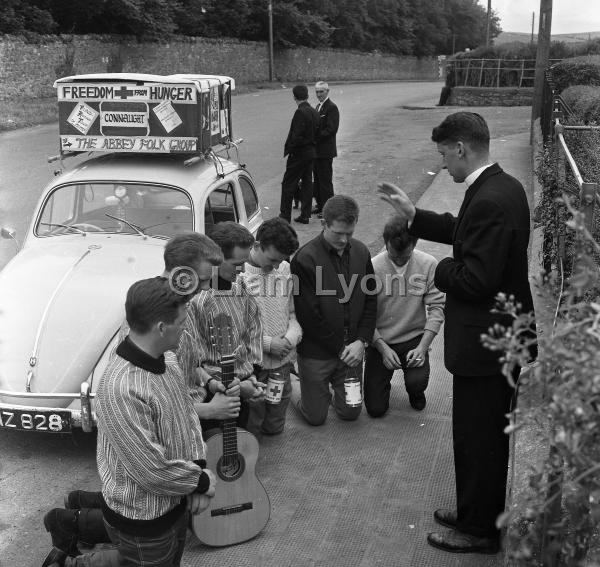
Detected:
left=551, top=55, right=600, bottom=92
left=452, top=39, right=599, bottom=62
left=561, top=85, right=600, bottom=124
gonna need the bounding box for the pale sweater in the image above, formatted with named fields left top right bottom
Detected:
left=372, top=249, right=445, bottom=345
left=240, top=261, right=302, bottom=369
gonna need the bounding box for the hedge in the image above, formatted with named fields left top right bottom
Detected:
left=561, top=85, right=600, bottom=124
left=453, top=37, right=600, bottom=62
left=551, top=55, right=600, bottom=92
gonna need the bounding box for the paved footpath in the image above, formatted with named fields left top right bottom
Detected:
left=182, top=128, right=533, bottom=566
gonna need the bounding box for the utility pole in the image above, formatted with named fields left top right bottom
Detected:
left=268, top=0, right=274, bottom=82
left=531, top=0, right=553, bottom=136
left=531, top=12, right=535, bottom=44
left=486, top=0, right=492, bottom=46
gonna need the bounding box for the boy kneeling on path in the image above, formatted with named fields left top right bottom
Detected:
left=241, top=217, right=302, bottom=435
left=364, top=215, right=445, bottom=415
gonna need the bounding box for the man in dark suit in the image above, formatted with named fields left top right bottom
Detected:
left=280, top=84, right=320, bottom=225
left=313, top=81, right=340, bottom=217
left=378, top=112, right=535, bottom=555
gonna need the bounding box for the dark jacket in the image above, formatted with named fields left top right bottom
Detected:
left=291, top=233, right=377, bottom=359
left=409, top=164, right=536, bottom=376
left=316, top=98, right=339, bottom=159
left=284, top=101, right=320, bottom=158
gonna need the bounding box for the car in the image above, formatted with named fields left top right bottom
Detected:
left=0, top=149, right=263, bottom=434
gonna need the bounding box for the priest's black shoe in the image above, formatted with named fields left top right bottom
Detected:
left=433, top=508, right=458, bottom=529
left=294, top=216, right=309, bottom=224
left=427, top=529, right=499, bottom=554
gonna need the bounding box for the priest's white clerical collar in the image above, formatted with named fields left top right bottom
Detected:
left=465, top=163, right=494, bottom=187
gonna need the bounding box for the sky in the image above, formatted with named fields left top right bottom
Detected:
left=480, top=0, right=600, bottom=34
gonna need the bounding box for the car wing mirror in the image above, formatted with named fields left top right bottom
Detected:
left=1, top=227, right=19, bottom=251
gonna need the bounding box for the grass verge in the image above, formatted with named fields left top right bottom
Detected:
left=0, top=98, right=58, bottom=132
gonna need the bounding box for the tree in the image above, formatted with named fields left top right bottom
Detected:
left=0, top=0, right=57, bottom=34
left=408, top=0, right=449, bottom=57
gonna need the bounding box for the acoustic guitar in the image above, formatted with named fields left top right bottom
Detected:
left=191, top=312, right=271, bottom=546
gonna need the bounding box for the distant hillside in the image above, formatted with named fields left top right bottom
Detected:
left=495, top=31, right=600, bottom=45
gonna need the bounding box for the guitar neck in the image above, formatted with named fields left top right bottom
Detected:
left=220, top=354, right=238, bottom=457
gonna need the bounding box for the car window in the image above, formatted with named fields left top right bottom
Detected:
left=38, top=185, right=77, bottom=230
left=204, top=183, right=237, bottom=232
left=36, top=183, right=193, bottom=238
left=239, top=176, right=259, bottom=219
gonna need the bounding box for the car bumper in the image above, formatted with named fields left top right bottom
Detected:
left=0, top=382, right=95, bottom=433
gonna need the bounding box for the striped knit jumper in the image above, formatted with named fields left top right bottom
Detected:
left=240, top=261, right=302, bottom=369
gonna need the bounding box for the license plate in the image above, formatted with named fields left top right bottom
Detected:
left=0, top=409, right=71, bottom=432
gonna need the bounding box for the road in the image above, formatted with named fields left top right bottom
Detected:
left=0, top=81, right=444, bottom=566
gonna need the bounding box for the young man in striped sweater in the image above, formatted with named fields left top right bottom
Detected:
left=364, top=215, right=445, bottom=415
left=191, top=222, right=266, bottom=431
left=240, top=217, right=302, bottom=435
left=46, top=277, right=216, bottom=567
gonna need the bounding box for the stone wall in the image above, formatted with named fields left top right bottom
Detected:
left=275, top=46, right=438, bottom=82
left=447, top=86, right=533, bottom=106
left=0, top=35, right=439, bottom=100
left=0, top=35, right=270, bottom=99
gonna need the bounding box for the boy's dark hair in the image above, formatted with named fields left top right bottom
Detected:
left=322, top=195, right=359, bottom=226
left=256, top=218, right=299, bottom=256
left=125, top=277, right=188, bottom=334
left=383, top=215, right=418, bottom=252
left=431, top=112, right=490, bottom=152
left=163, top=232, right=223, bottom=272
left=208, top=222, right=255, bottom=259
left=292, top=84, right=308, bottom=100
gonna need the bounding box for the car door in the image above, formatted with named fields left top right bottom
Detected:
left=236, top=174, right=263, bottom=236
left=201, top=181, right=239, bottom=234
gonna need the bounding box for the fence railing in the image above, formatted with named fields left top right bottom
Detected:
left=449, top=58, right=562, bottom=89
left=541, top=72, right=599, bottom=275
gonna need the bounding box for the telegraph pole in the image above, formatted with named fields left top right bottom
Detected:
left=486, top=0, right=492, bottom=46
left=531, top=0, right=553, bottom=134
left=531, top=12, right=535, bottom=44
left=268, top=0, right=274, bottom=82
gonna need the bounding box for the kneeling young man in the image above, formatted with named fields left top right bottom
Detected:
left=46, top=277, right=216, bottom=567
left=364, top=215, right=445, bottom=416
left=291, top=195, right=376, bottom=425
left=241, top=217, right=302, bottom=434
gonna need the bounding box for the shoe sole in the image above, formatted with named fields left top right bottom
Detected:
left=427, top=537, right=499, bottom=555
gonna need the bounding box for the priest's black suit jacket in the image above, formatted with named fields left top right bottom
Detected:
left=409, top=163, right=535, bottom=376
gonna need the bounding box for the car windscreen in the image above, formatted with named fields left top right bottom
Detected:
left=36, top=183, right=193, bottom=238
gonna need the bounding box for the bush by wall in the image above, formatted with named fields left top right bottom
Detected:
left=551, top=55, right=600, bottom=93
left=561, top=85, right=600, bottom=124
left=453, top=37, right=600, bottom=62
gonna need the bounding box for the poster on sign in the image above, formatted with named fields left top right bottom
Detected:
left=55, top=75, right=234, bottom=154
left=210, top=87, right=220, bottom=136
left=153, top=100, right=183, bottom=133
left=67, top=102, right=98, bottom=135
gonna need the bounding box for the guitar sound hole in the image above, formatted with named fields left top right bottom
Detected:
left=217, top=453, right=246, bottom=482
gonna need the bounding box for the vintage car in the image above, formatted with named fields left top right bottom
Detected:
left=0, top=150, right=263, bottom=434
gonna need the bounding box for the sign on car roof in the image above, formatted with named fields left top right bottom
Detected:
left=54, top=73, right=235, bottom=155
